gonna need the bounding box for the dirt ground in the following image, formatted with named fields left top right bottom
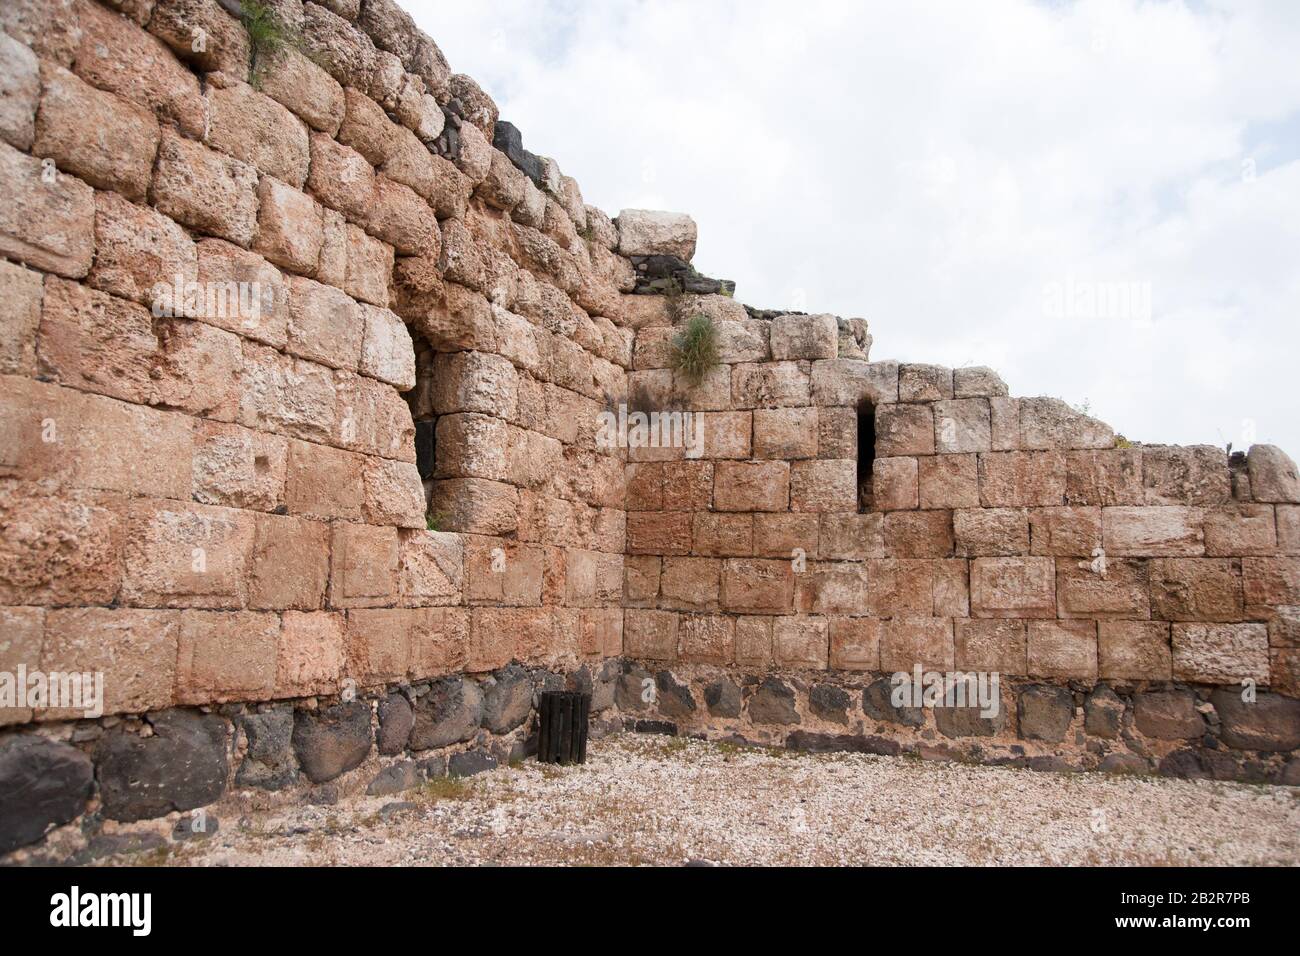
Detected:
left=93, top=734, right=1300, bottom=867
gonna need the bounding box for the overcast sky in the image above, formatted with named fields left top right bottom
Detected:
left=413, top=0, right=1300, bottom=456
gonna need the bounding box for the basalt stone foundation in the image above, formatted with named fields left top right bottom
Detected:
left=1, top=0, right=1298, bottom=862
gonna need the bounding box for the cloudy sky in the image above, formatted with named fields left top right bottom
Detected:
left=412, top=0, right=1300, bottom=455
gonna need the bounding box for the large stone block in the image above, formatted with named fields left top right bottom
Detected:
left=880, top=617, right=954, bottom=671
left=177, top=610, right=279, bottom=704
left=1017, top=685, right=1074, bottom=742
left=254, top=177, right=324, bottom=276
left=1242, top=557, right=1300, bottom=613
left=0, top=30, right=39, bottom=150
left=790, top=459, right=857, bottom=512
left=89, top=191, right=198, bottom=308
left=249, top=513, right=331, bottom=611
left=1149, top=558, right=1243, bottom=622
left=898, top=364, right=953, bottom=403
left=307, top=132, right=377, bottom=221
left=918, top=454, right=978, bottom=509
left=773, top=617, right=829, bottom=669
left=1056, top=559, right=1150, bottom=619
left=624, top=608, right=678, bottom=660
left=292, top=700, right=373, bottom=784
left=194, top=239, right=290, bottom=347
left=970, top=556, right=1055, bottom=618
left=192, top=421, right=288, bottom=512
left=151, top=130, right=259, bottom=247
left=1171, top=622, right=1269, bottom=684
left=795, top=562, right=870, bottom=615
left=867, top=559, right=934, bottom=616
left=1247, top=445, right=1300, bottom=503
left=148, top=0, right=251, bottom=75
left=713, top=460, right=789, bottom=512
left=884, top=510, right=954, bottom=558
left=953, top=508, right=1029, bottom=556
left=1028, top=506, right=1101, bottom=557
left=1204, top=504, right=1278, bottom=557
left=284, top=438, right=364, bottom=521
left=810, top=359, right=898, bottom=406
left=345, top=608, right=416, bottom=685
left=731, top=361, right=811, bottom=409
left=0, top=485, right=122, bottom=605
left=238, top=342, right=338, bottom=444
left=627, top=512, right=692, bottom=555
left=344, top=224, right=394, bottom=307
left=0, top=140, right=94, bottom=277
left=955, top=619, right=1027, bottom=674
left=721, top=558, right=795, bottom=613
left=73, top=0, right=206, bottom=137
left=1064, top=449, right=1144, bottom=506
left=616, top=209, right=697, bottom=261
left=1141, top=445, right=1231, bottom=507
left=1133, top=690, right=1203, bottom=739
left=0, top=261, right=42, bottom=375
left=658, top=556, right=722, bottom=611
left=276, top=611, right=346, bottom=697
left=1017, top=397, right=1113, bottom=451
left=692, top=513, right=753, bottom=557
left=1027, top=620, right=1097, bottom=679
left=819, top=512, right=883, bottom=560
left=978, top=451, right=1067, bottom=507
left=829, top=617, right=881, bottom=671
left=1102, top=506, right=1205, bottom=557
left=770, top=314, right=838, bottom=361
left=933, top=399, right=992, bottom=454
left=1211, top=689, right=1300, bottom=752
left=33, top=62, right=159, bottom=203
left=876, top=403, right=934, bottom=457
left=753, top=513, right=818, bottom=558
left=678, top=613, right=734, bottom=664
left=42, top=607, right=179, bottom=715
left=120, top=500, right=255, bottom=609
left=328, top=522, right=399, bottom=608
left=753, top=407, right=819, bottom=459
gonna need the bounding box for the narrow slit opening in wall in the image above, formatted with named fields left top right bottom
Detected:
left=407, top=331, right=438, bottom=528
left=857, top=400, right=876, bottom=512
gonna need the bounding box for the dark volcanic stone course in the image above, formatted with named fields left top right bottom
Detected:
left=377, top=693, right=414, bottom=755
left=749, top=677, right=799, bottom=726
left=1133, top=690, right=1204, bottom=740
left=809, top=683, right=852, bottom=724
left=1211, top=690, right=1300, bottom=752
left=96, top=710, right=229, bottom=822
left=235, top=709, right=299, bottom=790
left=448, top=749, right=498, bottom=777
left=0, top=736, right=94, bottom=853
left=786, top=731, right=900, bottom=756
left=482, top=665, right=533, bottom=734
left=492, top=121, right=545, bottom=187
left=291, top=701, right=373, bottom=784
left=1017, top=685, right=1074, bottom=743
left=655, top=671, right=696, bottom=718
left=704, top=677, right=742, bottom=718
left=862, top=677, right=924, bottom=727
left=410, top=677, right=483, bottom=751
left=1084, top=686, right=1125, bottom=739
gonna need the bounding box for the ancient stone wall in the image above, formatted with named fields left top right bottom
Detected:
left=0, top=0, right=634, bottom=856
left=0, top=0, right=1297, bottom=861
left=614, top=304, right=1300, bottom=781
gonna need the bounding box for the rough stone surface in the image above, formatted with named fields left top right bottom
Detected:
left=1017, top=686, right=1074, bottom=743
left=410, top=677, right=483, bottom=750
left=0, top=736, right=93, bottom=853
left=482, top=665, right=534, bottom=734
left=97, top=711, right=229, bottom=822
left=236, top=709, right=299, bottom=790
left=377, top=693, right=414, bottom=755
left=291, top=701, right=374, bottom=784
left=748, top=677, right=799, bottom=725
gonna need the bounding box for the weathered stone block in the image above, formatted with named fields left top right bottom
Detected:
left=659, top=557, right=721, bottom=611
left=293, top=701, right=373, bottom=784
left=329, top=522, right=399, bottom=608
left=1142, top=445, right=1230, bottom=506
left=873, top=456, right=919, bottom=511
left=0, top=29, right=40, bottom=151
left=734, top=616, right=773, bottom=668
left=1027, top=620, right=1097, bottom=679
left=819, top=512, right=883, bottom=560
left=1017, top=685, right=1074, bottom=742
left=192, top=421, right=287, bottom=513
left=934, top=399, right=992, bottom=454
left=953, top=366, right=1007, bottom=398
left=34, top=62, right=159, bottom=202
left=1028, top=506, right=1101, bottom=557
left=623, top=608, right=678, bottom=660
left=678, top=613, right=734, bottom=664
left=249, top=513, right=330, bottom=611
left=0, top=260, right=42, bottom=375
left=714, top=460, right=789, bottom=512
left=1149, top=558, right=1242, bottom=622
left=1171, top=622, right=1269, bottom=684
left=42, top=608, right=178, bottom=715
left=770, top=314, right=838, bottom=361
left=881, top=616, right=953, bottom=671
left=1133, top=690, right=1203, bottom=739
left=753, top=513, right=818, bottom=558
left=810, top=359, right=898, bottom=406
left=829, top=617, right=880, bottom=671
left=177, top=610, right=279, bottom=704
left=1017, top=397, right=1113, bottom=450
left=1064, top=449, right=1144, bottom=506
left=121, top=501, right=255, bottom=609
left=1242, top=557, right=1300, bottom=613
left=616, top=209, right=697, bottom=261
left=899, top=364, right=953, bottom=402
left=978, top=451, right=1067, bottom=507
left=970, top=556, right=1055, bottom=618
left=1056, top=559, right=1150, bottom=619
left=1102, top=506, right=1205, bottom=557
left=0, top=736, right=93, bottom=853
left=0, top=140, right=94, bottom=277
left=731, top=361, right=811, bottom=409
left=748, top=677, right=799, bottom=725
left=720, top=559, right=794, bottom=613
left=955, top=619, right=1027, bottom=674
left=627, top=512, right=692, bottom=555
left=953, top=508, right=1029, bottom=556
left=876, top=403, right=934, bottom=457
left=919, top=454, right=978, bottom=509
left=884, top=510, right=954, bottom=558
left=868, top=559, right=934, bottom=616
left=790, top=459, right=857, bottom=512
left=1211, top=689, right=1300, bottom=752
left=1247, top=445, right=1300, bottom=503
left=753, top=407, right=819, bottom=459
left=151, top=130, right=259, bottom=247
left=1204, top=504, right=1278, bottom=557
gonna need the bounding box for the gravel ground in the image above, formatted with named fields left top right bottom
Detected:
left=96, top=734, right=1300, bottom=867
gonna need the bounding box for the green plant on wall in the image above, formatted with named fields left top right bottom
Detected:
left=670, top=313, right=720, bottom=389
left=240, top=0, right=295, bottom=85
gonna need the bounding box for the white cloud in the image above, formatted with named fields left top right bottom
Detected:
left=408, top=0, right=1300, bottom=455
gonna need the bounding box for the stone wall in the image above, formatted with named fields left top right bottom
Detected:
left=0, top=0, right=1297, bottom=860
left=0, top=0, right=633, bottom=857
left=615, top=306, right=1300, bottom=781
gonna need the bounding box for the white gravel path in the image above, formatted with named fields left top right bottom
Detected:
left=98, top=734, right=1300, bottom=867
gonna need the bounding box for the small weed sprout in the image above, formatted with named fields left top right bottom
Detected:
left=241, top=1, right=294, bottom=84
left=670, top=313, right=720, bottom=388
left=425, top=510, right=446, bottom=532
